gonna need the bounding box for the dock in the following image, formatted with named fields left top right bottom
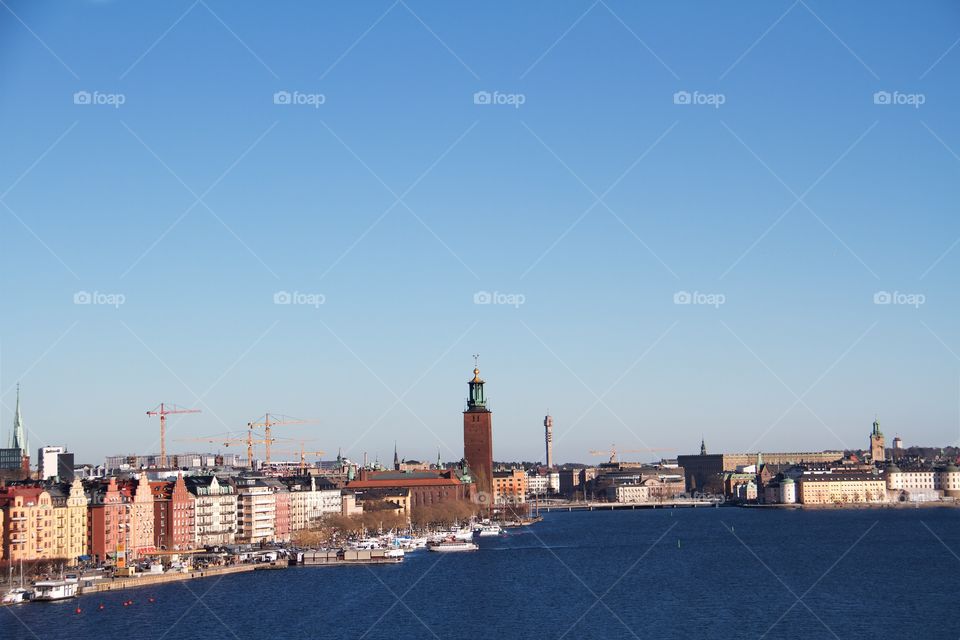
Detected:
left=78, top=563, right=266, bottom=594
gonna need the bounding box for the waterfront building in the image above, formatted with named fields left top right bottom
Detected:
left=87, top=476, right=131, bottom=565
left=347, top=469, right=475, bottom=508
left=558, top=468, right=583, bottom=499
left=49, top=478, right=88, bottom=561
left=493, top=469, right=527, bottom=505
left=678, top=445, right=843, bottom=494
left=870, top=419, right=886, bottom=462
left=355, top=488, right=411, bottom=517
left=129, top=472, right=156, bottom=557
left=885, top=463, right=960, bottom=501
left=526, top=472, right=549, bottom=497
left=281, top=476, right=343, bottom=531
left=235, top=481, right=276, bottom=544
left=184, top=475, right=237, bottom=547
left=38, top=446, right=66, bottom=480
left=0, top=486, right=53, bottom=563
left=797, top=473, right=886, bottom=505
left=150, top=474, right=195, bottom=551
left=463, top=363, right=494, bottom=499
left=274, top=489, right=290, bottom=542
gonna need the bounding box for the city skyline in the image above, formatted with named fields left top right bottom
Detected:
left=2, top=1, right=960, bottom=463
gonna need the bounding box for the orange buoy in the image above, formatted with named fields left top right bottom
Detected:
left=75, top=607, right=82, bottom=614
left=98, top=604, right=105, bottom=610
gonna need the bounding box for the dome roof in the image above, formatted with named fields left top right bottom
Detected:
left=943, top=463, right=959, bottom=473
left=781, top=477, right=794, bottom=484
left=885, top=463, right=901, bottom=473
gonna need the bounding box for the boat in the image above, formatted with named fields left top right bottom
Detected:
left=3, top=559, right=30, bottom=604
left=2, top=587, right=30, bottom=605
left=30, top=580, right=78, bottom=601
left=450, top=527, right=474, bottom=541
left=475, top=523, right=503, bottom=537
left=427, top=539, right=478, bottom=552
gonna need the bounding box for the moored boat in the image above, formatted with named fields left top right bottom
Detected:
left=2, top=587, right=30, bottom=604
left=30, top=580, right=78, bottom=601
left=475, top=523, right=503, bottom=537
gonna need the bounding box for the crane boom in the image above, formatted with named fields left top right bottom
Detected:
left=147, top=403, right=201, bottom=468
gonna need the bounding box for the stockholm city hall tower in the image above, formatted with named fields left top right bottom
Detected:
left=463, top=361, right=494, bottom=499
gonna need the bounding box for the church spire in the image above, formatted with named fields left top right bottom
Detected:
left=11, top=383, right=27, bottom=452
left=393, top=441, right=400, bottom=470
left=700, top=437, right=707, bottom=456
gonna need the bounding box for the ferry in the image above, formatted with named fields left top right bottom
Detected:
left=30, top=580, right=78, bottom=601
left=427, top=539, right=479, bottom=553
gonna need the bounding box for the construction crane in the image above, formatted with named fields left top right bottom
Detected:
left=178, top=427, right=270, bottom=469
left=246, top=413, right=318, bottom=465
left=147, top=403, right=201, bottom=468
left=589, top=444, right=673, bottom=464
left=271, top=442, right=327, bottom=474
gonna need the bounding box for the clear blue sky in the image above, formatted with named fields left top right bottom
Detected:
left=1, top=1, right=959, bottom=465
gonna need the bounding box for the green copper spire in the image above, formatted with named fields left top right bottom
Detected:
left=467, top=356, right=486, bottom=410
left=11, top=383, right=27, bottom=452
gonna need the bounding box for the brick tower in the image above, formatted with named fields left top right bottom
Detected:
left=463, top=359, right=493, bottom=500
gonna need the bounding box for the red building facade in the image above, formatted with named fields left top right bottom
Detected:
left=87, top=477, right=131, bottom=565
left=150, top=474, right=196, bottom=551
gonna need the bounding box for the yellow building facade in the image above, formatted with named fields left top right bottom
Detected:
left=0, top=487, right=54, bottom=563
left=798, top=474, right=886, bottom=505
left=52, top=478, right=88, bottom=561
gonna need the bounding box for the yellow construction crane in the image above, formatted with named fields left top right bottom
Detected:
left=271, top=442, right=327, bottom=474
left=178, top=427, right=271, bottom=469
left=247, top=413, right=319, bottom=465
left=589, top=444, right=673, bottom=464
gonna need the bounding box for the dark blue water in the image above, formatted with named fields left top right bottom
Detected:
left=3, top=507, right=959, bottom=639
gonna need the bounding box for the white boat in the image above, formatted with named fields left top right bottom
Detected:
left=449, top=527, right=474, bottom=541
left=30, top=580, right=78, bottom=601
left=475, top=524, right=503, bottom=537
left=384, top=549, right=405, bottom=558
left=2, top=587, right=30, bottom=604
left=427, top=539, right=478, bottom=552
